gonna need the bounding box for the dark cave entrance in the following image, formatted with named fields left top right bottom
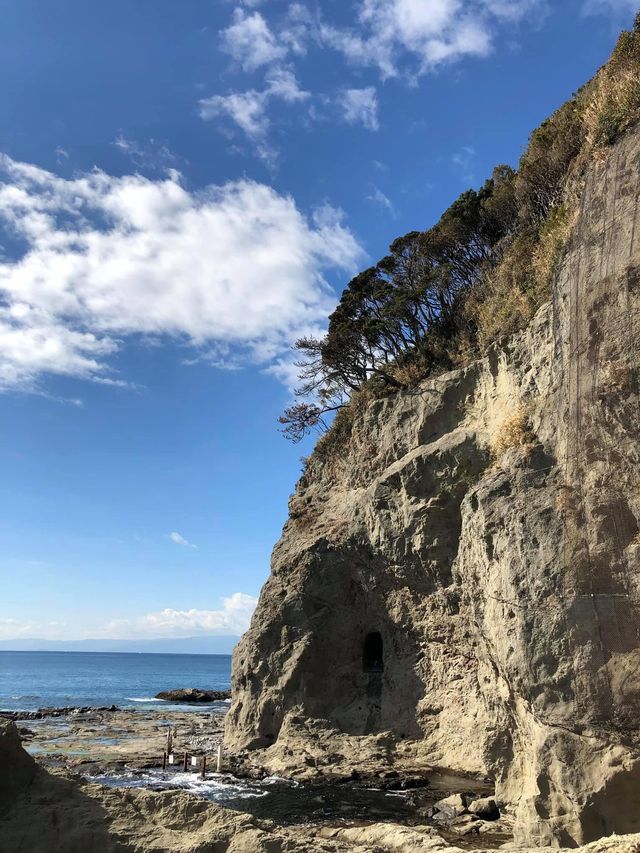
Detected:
left=362, top=631, right=384, bottom=673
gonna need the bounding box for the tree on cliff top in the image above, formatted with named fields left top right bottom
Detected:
left=280, top=166, right=517, bottom=442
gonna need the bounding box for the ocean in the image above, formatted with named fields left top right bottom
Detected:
left=0, top=650, right=232, bottom=712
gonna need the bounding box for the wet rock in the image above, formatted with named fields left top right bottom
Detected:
left=155, top=688, right=231, bottom=703
left=432, top=793, right=468, bottom=820
left=0, top=705, right=120, bottom=722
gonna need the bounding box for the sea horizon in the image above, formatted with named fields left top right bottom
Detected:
left=0, top=648, right=233, bottom=656
left=0, top=649, right=232, bottom=713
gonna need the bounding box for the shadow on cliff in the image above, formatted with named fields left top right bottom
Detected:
left=286, top=543, right=429, bottom=741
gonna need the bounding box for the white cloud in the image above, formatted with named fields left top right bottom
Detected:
left=200, top=89, right=270, bottom=138
left=199, top=68, right=308, bottom=164
left=279, top=3, right=319, bottom=55
left=321, top=0, right=541, bottom=78
left=366, top=186, right=396, bottom=215
left=0, top=155, right=364, bottom=392
left=339, top=87, right=380, bottom=130
left=169, top=531, right=197, bottom=549
left=0, top=593, right=259, bottom=640
left=483, top=0, right=545, bottom=20
left=265, top=67, right=309, bottom=103
left=105, top=593, right=258, bottom=638
left=221, top=8, right=287, bottom=71
left=113, top=134, right=178, bottom=172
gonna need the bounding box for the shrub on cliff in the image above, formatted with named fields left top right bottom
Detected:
left=584, top=14, right=640, bottom=148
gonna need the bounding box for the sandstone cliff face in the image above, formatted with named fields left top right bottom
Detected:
left=226, top=127, right=640, bottom=847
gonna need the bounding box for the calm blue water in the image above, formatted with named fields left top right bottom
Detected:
left=0, top=651, right=231, bottom=712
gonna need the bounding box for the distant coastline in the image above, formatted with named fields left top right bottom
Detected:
left=0, top=635, right=239, bottom=655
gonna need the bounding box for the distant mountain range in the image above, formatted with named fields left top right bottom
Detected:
left=0, top=636, right=239, bottom=655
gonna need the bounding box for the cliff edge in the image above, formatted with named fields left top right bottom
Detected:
left=226, top=122, right=640, bottom=847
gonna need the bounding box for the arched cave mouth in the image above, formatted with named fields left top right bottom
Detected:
left=363, top=631, right=384, bottom=673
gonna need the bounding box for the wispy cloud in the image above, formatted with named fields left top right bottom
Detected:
left=199, top=68, right=309, bottom=165
left=367, top=185, right=396, bottom=216
left=0, top=155, right=364, bottom=393
left=112, top=134, right=179, bottom=172
left=168, top=531, right=197, bottom=549
left=338, top=87, right=380, bottom=130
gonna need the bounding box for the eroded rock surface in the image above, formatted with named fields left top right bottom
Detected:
left=3, top=721, right=640, bottom=852
left=226, top=127, right=640, bottom=847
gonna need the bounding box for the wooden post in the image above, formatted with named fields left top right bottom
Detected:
left=183, top=751, right=188, bottom=772
left=166, top=726, right=172, bottom=755
left=162, top=751, right=167, bottom=770
left=216, top=744, right=222, bottom=773
left=201, top=755, right=207, bottom=780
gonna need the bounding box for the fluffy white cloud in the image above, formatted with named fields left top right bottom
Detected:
left=105, top=593, right=258, bottom=638
left=0, top=594, right=258, bottom=640
left=339, top=87, right=380, bottom=130
left=0, top=155, right=363, bottom=392
left=199, top=69, right=308, bottom=163
left=321, top=0, right=541, bottom=78
left=200, top=89, right=270, bottom=138
left=169, top=531, right=197, bottom=549
left=221, top=8, right=287, bottom=71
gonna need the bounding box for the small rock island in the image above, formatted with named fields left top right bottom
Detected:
left=155, top=688, right=231, bottom=703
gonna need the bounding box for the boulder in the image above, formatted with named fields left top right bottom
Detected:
left=432, top=793, right=468, bottom=820
left=468, top=796, right=500, bottom=821
left=155, top=688, right=231, bottom=703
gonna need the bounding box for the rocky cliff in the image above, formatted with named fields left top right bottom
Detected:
left=226, top=124, right=640, bottom=847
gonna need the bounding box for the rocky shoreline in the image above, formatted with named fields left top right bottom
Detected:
left=0, top=702, right=510, bottom=841
left=2, top=716, right=639, bottom=852
left=0, top=704, right=119, bottom=721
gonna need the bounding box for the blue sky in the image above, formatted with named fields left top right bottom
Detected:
left=0, top=0, right=637, bottom=646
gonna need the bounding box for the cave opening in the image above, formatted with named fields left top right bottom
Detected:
left=362, top=631, right=384, bottom=673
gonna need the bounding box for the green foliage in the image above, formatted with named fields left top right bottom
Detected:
left=515, top=101, right=584, bottom=223
left=279, top=168, right=518, bottom=442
